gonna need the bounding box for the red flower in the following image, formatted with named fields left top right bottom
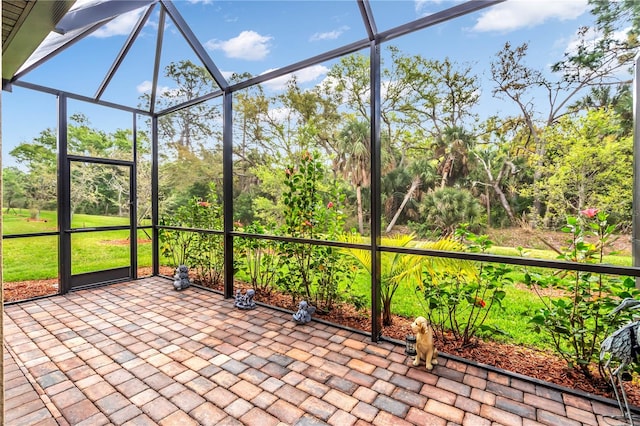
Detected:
left=198, top=201, right=210, bottom=207
left=474, top=297, right=486, bottom=308
left=580, top=208, right=598, bottom=218
left=327, top=202, right=334, bottom=209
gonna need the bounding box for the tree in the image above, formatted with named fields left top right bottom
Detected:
left=232, top=73, right=272, bottom=193
left=150, top=61, right=223, bottom=215
left=538, top=108, right=632, bottom=228
left=153, top=60, right=221, bottom=150
left=2, top=167, right=27, bottom=213
left=433, top=126, right=474, bottom=189
left=472, top=116, right=532, bottom=226
left=336, top=118, right=370, bottom=234
left=10, top=128, right=57, bottom=218
left=384, top=158, right=437, bottom=234
left=491, top=0, right=639, bottom=226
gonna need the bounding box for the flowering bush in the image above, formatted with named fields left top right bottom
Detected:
left=159, top=183, right=224, bottom=286
left=421, top=225, right=509, bottom=345
left=277, top=150, right=355, bottom=312
left=526, top=209, right=640, bottom=377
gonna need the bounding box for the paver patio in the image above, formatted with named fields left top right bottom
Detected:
left=3, top=277, right=630, bottom=425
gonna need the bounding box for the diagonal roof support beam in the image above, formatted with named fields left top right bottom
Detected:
left=377, top=0, right=505, bottom=43
left=55, top=0, right=157, bottom=34
left=357, top=0, right=377, bottom=42
left=150, top=7, right=166, bottom=115
left=161, top=0, right=229, bottom=91
left=95, top=3, right=157, bottom=100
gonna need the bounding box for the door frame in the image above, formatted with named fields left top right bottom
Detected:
left=59, top=154, right=137, bottom=291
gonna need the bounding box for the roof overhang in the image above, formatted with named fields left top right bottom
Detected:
left=2, top=0, right=76, bottom=89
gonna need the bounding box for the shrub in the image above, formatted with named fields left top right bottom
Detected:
left=416, top=187, right=482, bottom=236
left=277, top=150, right=353, bottom=312
left=525, top=209, right=640, bottom=377
left=421, top=226, right=509, bottom=345
left=159, top=183, right=224, bottom=286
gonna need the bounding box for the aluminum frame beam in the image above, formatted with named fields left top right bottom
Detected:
left=55, top=0, right=157, bottom=34
left=95, top=4, right=156, bottom=100
left=161, top=0, right=229, bottom=91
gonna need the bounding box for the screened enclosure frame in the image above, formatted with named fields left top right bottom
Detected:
left=5, top=0, right=640, bottom=343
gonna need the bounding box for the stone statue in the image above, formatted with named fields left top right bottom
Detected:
left=235, top=289, right=256, bottom=310
left=292, top=300, right=316, bottom=324
left=173, top=265, right=191, bottom=291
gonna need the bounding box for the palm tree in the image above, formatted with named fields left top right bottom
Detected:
left=433, top=126, right=474, bottom=188
left=336, top=119, right=370, bottom=234
left=420, top=188, right=482, bottom=236
left=384, top=158, right=437, bottom=233
left=343, top=234, right=467, bottom=326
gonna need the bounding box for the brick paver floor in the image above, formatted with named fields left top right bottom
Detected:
left=3, top=278, right=630, bottom=425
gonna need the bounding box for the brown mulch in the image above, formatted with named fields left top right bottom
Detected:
left=5, top=274, right=639, bottom=407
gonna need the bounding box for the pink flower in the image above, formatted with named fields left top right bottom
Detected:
left=303, top=220, right=313, bottom=227
left=327, top=202, right=334, bottom=209
left=580, top=208, right=598, bottom=218
left=285, top=168, right=292, bottom=176
left=198, top=201, right=210, bottom=207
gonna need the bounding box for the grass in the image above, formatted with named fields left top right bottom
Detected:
left=3, top=210, right=631, bottom=352
left=3, top=210, right=152, bottom=281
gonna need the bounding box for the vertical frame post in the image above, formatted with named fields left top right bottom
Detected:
left=152, top=115, right=160, bottom=276
left=130, top=112, right=138, bottom=279
left=57, top=94, right=71, bottom=294
left=634, top=54, right=640, bottom=283
left=223, top=90, right=234, bottom=298
left=370, top=41, right=382, bottom=341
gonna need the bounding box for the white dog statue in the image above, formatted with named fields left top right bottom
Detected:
left=410, top=316, right=438, bottom=370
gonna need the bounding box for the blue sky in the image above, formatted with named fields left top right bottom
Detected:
left=3, top=0, right=605, bottom=168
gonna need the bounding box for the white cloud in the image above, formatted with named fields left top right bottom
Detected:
left=472, top=0, right=588, bottom=33
left=310, top=26, right=350, bottom=42
left=267, top=106, right=296, bottom=123
left=187, top=0, right=213, bottom=4
left=261, top=64, right=330, bottom=91
left=136, top=80, right=172, bottom=95
left=91, top=8, right=145, bottom=38
left=205, top=31, right=272, bottom=61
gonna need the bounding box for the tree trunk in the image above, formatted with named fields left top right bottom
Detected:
left=383, top=302, right=392, bottom=326
left=385, top=176, right=420, bottom=234
left=493, top=181, right=515, bottom=223
left=485, top=186, right=491, bottom=228
left=356, top=185, right=364, bottom=235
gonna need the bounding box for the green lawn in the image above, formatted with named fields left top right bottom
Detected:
left=3, top=210, right=152, bottom=281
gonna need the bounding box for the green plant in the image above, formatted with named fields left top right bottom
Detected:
left=159, top=183, right=224, bottom=286
left=277, top=150, right=353, bottom=312
left=343, top=234, right=465, bottom=326
left=525, top=209, right=640, bottom=377
left=421, top=226, right=509, bottom=345
left=235, top=223, right=280, bottom=295
left=417, top=187, right=483, bottom=236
